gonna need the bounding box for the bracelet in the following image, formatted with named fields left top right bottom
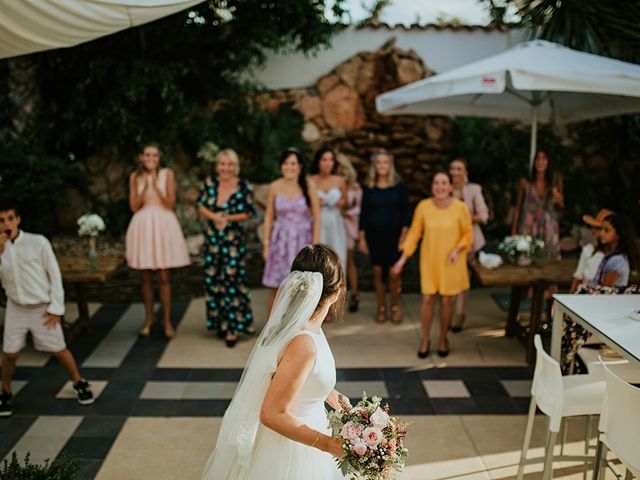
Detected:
left=311, top=435, right=320, bottom=448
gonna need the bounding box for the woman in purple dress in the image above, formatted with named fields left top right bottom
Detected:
left=262, top=148, right=321, bottom=311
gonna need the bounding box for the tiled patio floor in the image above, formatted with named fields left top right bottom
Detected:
left=0, top=288, right=620, bottom=479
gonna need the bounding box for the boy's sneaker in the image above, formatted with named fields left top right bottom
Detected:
left=73, top=379, right=95, bottom=405
left=0, top=390, right=13, bottom=417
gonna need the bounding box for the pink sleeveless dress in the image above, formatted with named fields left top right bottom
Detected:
left=125, top=169, right=190, bottom=270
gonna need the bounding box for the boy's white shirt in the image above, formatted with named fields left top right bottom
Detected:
left=0, top=231, right=65, bottom=316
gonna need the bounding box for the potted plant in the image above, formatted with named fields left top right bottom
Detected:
left=498, top=235, right=545, bottom=266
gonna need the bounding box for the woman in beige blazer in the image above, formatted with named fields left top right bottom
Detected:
left=449, top=158, right=489, bottom=332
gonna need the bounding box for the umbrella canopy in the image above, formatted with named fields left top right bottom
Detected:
left=0, top=0, right=202, bottom=60
left=376, top=40, right=640, bottom=167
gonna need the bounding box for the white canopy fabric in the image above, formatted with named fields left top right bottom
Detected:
left=0, top=0, right=202, bottom=60
left=376, top=40, right=640, bottom=166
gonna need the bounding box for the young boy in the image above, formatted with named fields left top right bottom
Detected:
left=0, top=205, right=94, bottom=417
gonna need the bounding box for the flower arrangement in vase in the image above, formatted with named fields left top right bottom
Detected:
left=498, top=235, right=545, bottom=266
left=77, top=214, right=106, bottom=272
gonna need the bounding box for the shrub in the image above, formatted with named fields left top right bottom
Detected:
left=0, top=452, right=80, bottom=480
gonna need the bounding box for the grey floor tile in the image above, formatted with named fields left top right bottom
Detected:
left=139, top=382, right=186, bottom=400
left=423, top=380, right=471, bottom=398
left=335, top=380, right=388, bottom=399
left=500, top=379, right=532, bottom=398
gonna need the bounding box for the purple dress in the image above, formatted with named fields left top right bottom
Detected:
left=262, top=195, right=313, bottom=288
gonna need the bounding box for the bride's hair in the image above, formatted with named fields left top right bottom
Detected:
left=291, top=244, right=346, bottom=317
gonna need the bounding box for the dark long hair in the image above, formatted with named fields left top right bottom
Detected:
left=529, top=149, right=554, bottom=186
left=280, top=147, right=310, bottom=207
left=603, top=213, right=640, bottom=271
left=310, top=146, right=337, bottom=175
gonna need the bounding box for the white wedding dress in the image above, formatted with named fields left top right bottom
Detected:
left=202, top=272, right=345, bottom=480
left=318, top=187, right=347, bottom=272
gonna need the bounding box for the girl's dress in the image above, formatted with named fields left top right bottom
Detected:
left=343, top=184, right=362, bottom=250
left=241, top=330, right=344, bottom=479
left=262, top=196, right=312, bottom=288
left=401, top=198, right=473, bottom=295
left=126, top=169, right=190, bottom=270
left=517, top=182, right=560, bottom=259
left=359, top=182, right=411, bottom=268
left=317, top=187, right=347, bottom=271
left=196, top=177, right=256, bottom=335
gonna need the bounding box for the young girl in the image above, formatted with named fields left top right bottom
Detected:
left=262, top=148, right=321, bottom=312
left=569, top=208, right=612, bottom=292
left=126, top=143, right=190, bottom=339
left=590, top=213, right=640, bottom=287
left=202, top=245, right=349, bottom=479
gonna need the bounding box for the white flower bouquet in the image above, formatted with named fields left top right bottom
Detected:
left=328, top=393, right=409, bottom=480
left=77, top=214, right=106, bottom=238
left=498, top=235, right=544, bottom=264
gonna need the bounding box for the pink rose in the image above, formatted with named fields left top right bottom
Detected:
left=351, top=406, right=368, bottom=416
left=363, top=427, right=384, bottom=446
left=370, top=407, right=389, bottom=428
left=340, top=421, right=363, bottom=440
left=352, top=441, right=367, bottom=456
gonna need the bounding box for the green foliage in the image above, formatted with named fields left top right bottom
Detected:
left=0, top=452, right=80, bottom=480
left=27, top=0, right=345, bottom=161
left=208, top=99, right=306, bottom=182
left=0, top=133, right=87, bottom=235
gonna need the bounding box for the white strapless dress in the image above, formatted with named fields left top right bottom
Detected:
left=241, top=330, right=344, bottom=479
left=318, top=187, right=347, bottom=272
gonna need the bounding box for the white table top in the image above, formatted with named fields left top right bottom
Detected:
left=553, top=294, right=640, bottom=363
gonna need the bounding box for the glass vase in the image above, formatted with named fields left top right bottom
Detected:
left=87, top=237, right=98, bottom=272
left=516, top=255, right=532, bottom=267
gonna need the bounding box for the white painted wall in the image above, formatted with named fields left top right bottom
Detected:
left=250, top=26, right=526, bottom=90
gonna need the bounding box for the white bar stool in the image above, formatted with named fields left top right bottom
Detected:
left=516, top=334, right=606, bottom=480
left=593, top=361, right=640, bottom=480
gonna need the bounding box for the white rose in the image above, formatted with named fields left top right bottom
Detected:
left=516, top=238, right=529, bottom=252
left=370, top=407, right=389, bottom=428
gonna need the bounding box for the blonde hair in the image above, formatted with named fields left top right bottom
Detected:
left=336, top=153, right=358, bottom=185
left=216, top=148, right=240, bottom=176
left=366, top=148, right=400, bottom=188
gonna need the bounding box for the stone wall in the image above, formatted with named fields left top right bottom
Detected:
left=255, top=39, right=452, bottom=203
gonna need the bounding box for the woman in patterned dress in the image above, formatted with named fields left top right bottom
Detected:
left=511, top=149, right=564, bottom=259
left=197, top=149, right=256, bottom=348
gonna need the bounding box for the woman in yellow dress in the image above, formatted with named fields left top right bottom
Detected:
left=392, top=171, right=472, bottom=358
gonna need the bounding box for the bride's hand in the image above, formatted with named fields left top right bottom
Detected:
left=322, top=437, right=345, bottom=459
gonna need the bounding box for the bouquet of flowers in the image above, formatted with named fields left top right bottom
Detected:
left=498, top=235, right=544, bottom=263
left=328, top=393, right=409, bottom=480
left=77, top=214, right=106, bottom=238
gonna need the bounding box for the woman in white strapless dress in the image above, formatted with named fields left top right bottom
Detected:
left=202, top=245, right=348, bottom=480
left=309, top=147, right=347, bottom=271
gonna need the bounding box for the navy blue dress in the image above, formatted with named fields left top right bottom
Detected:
left=359, top=182, right=411, bottom=268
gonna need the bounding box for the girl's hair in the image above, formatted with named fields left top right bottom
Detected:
left=216, top=148, right=240, bottom=176
left=529, top=148, right=554, bottom=186
left=366, top=148, right=400, bottom=188
left=432, top=170, right=453, bottom=185
left=137, top=142, right=163, bottom=174
left=291, top=244, right=346, bottom=318
left=280, top=147, right=311, bottom=207
left=310, top=146, right=337, bottom=175
left=603, top=213, right=640, bottom=271
left=336, top=153, right=358, bottom=185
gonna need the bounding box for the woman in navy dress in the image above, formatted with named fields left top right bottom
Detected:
left=358, top=149, right=411, bottom=324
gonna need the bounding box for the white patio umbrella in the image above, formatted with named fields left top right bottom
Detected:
left=376, top=40, right=640, bottom=169
left=0, top=0, right=203, bottom=60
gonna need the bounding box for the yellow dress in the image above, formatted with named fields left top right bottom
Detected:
left=401, top=198, right=473, bottom=295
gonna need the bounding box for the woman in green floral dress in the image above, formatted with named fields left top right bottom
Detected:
left=197, top=149, right=256, bottom=347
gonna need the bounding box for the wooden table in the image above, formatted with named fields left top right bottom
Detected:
left=58, top=256, right=124, bottom=337
left=471, top=258, right=577, bottom=362
left=551, top=294, right=640, bottom=366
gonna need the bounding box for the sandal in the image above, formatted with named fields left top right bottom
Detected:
left=348, top=294, right=359, bottom=313
left=375, top=306, right=386, bottom=324
left=138, top=319, right=155, bottom=337
left=390, top=305, right=402, bottom=324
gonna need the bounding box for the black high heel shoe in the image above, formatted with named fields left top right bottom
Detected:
left=437, top=339, right=450, bottom=358
left=417, top=342, right=430, bottom=359
left=348, top=294, right=359, bottom=313
left=225, top=334, right=237, bottom=348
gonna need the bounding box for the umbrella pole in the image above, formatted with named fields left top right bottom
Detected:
left=529, top=106, right=538, bottom=171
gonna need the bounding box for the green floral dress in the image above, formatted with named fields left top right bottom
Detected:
left=197, top=177, right=255, bottom=335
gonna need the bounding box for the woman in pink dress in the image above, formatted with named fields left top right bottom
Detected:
left=336, top=154, right=362, bottom=312
left=126, top=143, right=190, bottom=339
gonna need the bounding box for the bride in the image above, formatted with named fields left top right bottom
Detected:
left=202, top=244, right=349, bottom=479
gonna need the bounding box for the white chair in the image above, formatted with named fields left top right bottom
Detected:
left=516, top=334, right=606, bottom=480
left=593, top=362, right=640, bottom=480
